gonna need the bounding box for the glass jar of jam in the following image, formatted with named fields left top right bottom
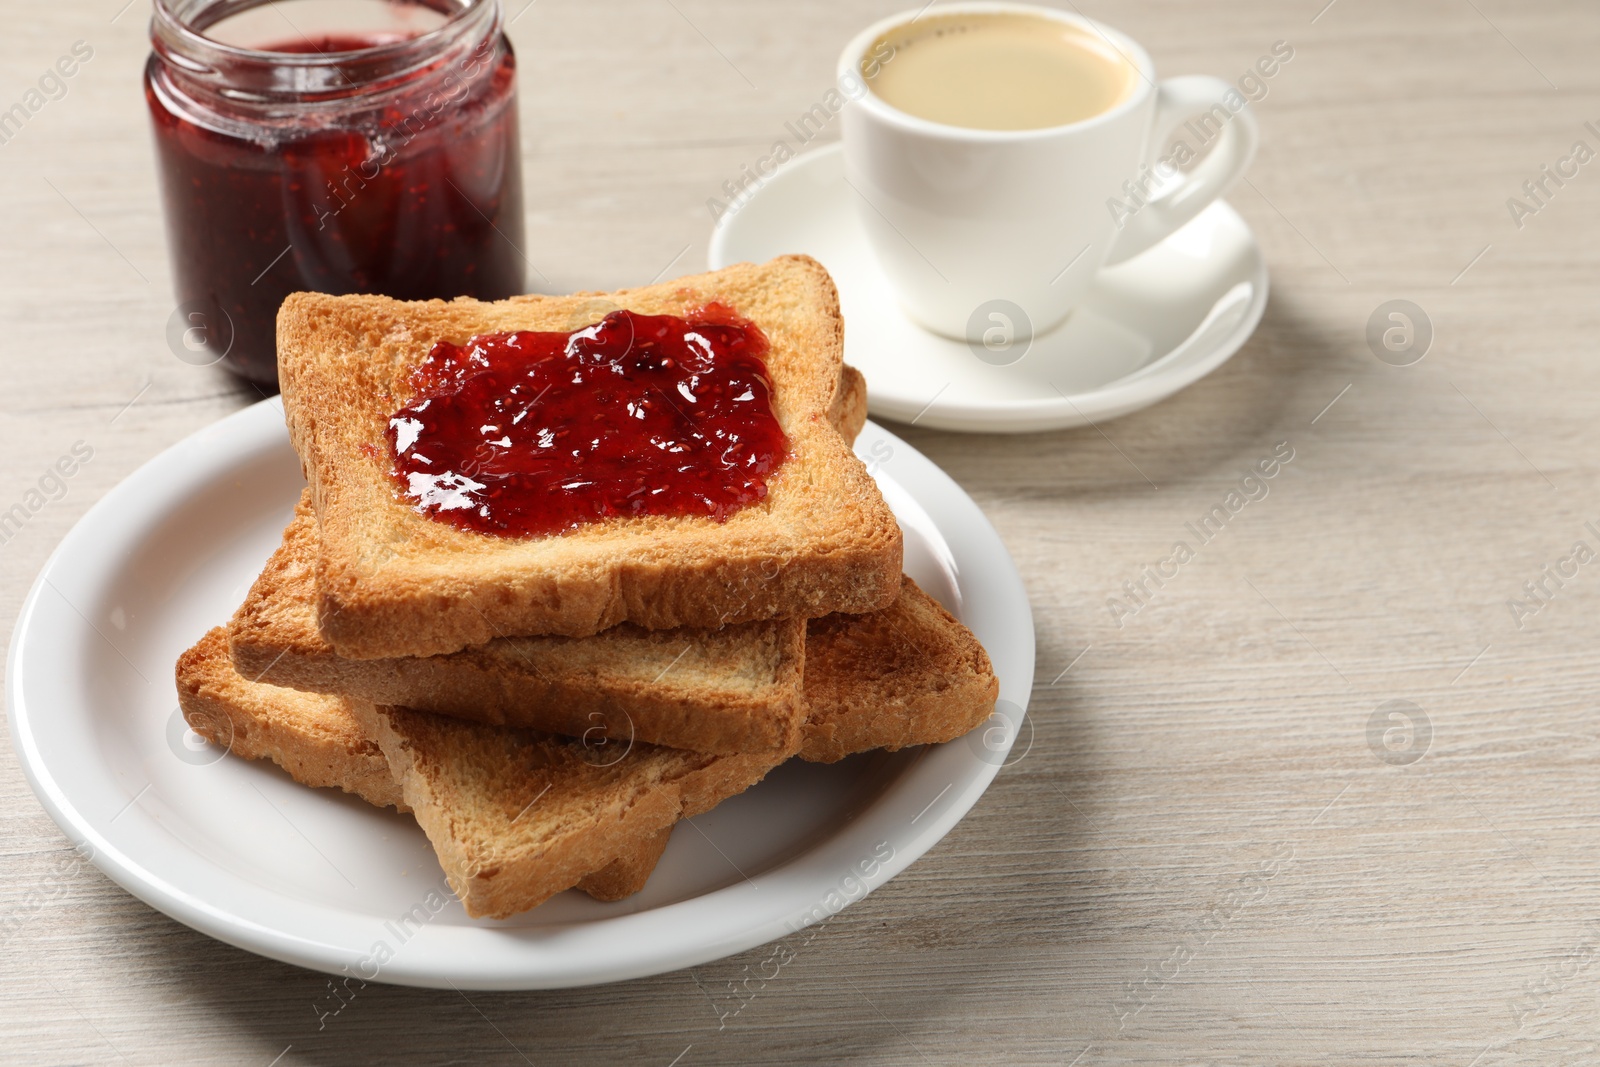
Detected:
left=146, top=0, right=525, bottom=387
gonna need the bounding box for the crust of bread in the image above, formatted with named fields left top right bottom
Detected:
left=830, top=364, right=868, bottom=446
left=229, top=494, right=806, bottom=755
left=278, top=256, right=902, bottom=658
left=571, top=827, right=672, bottom=901
left=177, top=628, right=683, bottom=902
left=799, top=576, right=1000, bottom=763
left=176, top=628, right=405, bottom=809
left=352, top=702, right=786, bottom=919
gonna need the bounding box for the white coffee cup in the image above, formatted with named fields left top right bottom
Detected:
left=838, top=3, right=1259, bottom=346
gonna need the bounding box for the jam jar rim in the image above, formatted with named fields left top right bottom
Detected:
left=149, top=0, right=503, bottom=105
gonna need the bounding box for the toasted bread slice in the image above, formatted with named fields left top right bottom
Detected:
left=351, top=702, right=785, bottom=919
left=177, top=629, right=686, bottom=903
left=176, top=575, right=996, bottom=917
left=177, top=627, right=404, bottom=808
left=279, top=255, right=902, bottom=658
left=799, top=576, right=1000, bottom=763
left=234, top=505, right=993, bottom=758
left=230, top=494, right=806, bottom=755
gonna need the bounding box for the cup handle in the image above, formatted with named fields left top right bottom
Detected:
left=1102, top=75, right=1259, bottom=267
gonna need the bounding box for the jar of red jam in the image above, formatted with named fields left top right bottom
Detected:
left=145, top=0, right=525, bottom=387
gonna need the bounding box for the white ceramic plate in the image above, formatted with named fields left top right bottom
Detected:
left=709, top=143, right=1269, bottom=434
left=6, top=398, right=1032, bottom=990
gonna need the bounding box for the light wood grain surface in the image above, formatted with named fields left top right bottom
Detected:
left=4, top=0, right=1599, bottom=1063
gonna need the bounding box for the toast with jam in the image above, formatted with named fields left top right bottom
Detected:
left=230, top=360, right=867, bottom=757
left=277, top=255, right=900, bottom=659
left=172, top=256, right=1000, bottom=920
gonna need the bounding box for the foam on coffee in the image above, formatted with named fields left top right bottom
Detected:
left=863, top=12, right=1138, bottom=131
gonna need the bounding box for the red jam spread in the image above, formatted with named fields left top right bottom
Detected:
left=386, top=306, right=789, bottom=537
left=145, top=21, right=523, bottom=386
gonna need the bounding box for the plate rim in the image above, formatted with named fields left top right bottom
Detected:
left=6, top=398, right=1034, bottom=989
left=709, top=141, right=1269, bottom=434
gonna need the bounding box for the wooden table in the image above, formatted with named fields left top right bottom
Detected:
left=4, top=0, right=1597, bottom=1062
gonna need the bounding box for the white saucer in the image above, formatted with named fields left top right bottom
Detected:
left=710, top=143, right=1268, bottom=434
left=5, top=398, right=1033, bottom=989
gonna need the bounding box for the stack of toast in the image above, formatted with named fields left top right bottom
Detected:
left=175, top=256, right=999, bottom=919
